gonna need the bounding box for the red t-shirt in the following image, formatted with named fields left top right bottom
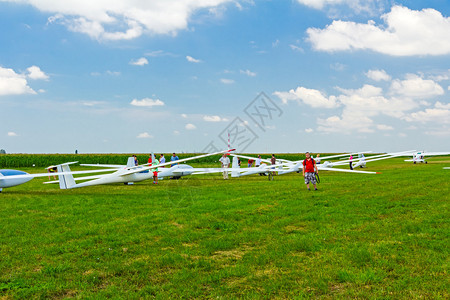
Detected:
left=303, top=158, right=316, bottom=173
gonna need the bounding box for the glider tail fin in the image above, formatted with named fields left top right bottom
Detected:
left=57, top=163, right=77, bottom=189
left=126, top=157, right=135, bottom=167
left=231, top=156, right=240, bottom=177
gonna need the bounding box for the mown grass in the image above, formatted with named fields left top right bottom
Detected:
left=0, top=157, right=449, bottom=299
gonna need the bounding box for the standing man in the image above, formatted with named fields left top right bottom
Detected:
left=171, top=153, right=179, bottom=167
left=255, top=155, right=264, bottom=176
left=302, top=152, right=318, bottom=191
left=219, top=153, right=230, bottom=179
left=316, top=154, right=321, bottom=164
left=133, top=155, right=139, bottom=166
left=270, top=154, right=277, bottom=176
left=160, top=154, right=166, bottom=167
left=349, top=154, right=353, bottom=170
left=150, top=157, right=159, bottom=184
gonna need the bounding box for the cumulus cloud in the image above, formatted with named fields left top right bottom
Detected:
left=390, top=74, right=444, bottom=98
left=366, top=69, right=391, bottom=81
left=185, top=123, right=196, bottom=130
left=305, top=128, right=314, bottom=133
left=435, top=101, right=450, bottom=109
left=317, top=113, right=375, bottom=133
left=274, top=86, right=338, bottom=108
left=130, top=57, right=148, bottom=66
left=137, top=132, right=153, bottom=138
left=186, top=55, right=201, bottom=63
left=0, top=66, right=36, bottom=96
left=240, top=69, right=256, bottom=77
left=26, top=66, right=49, bottom=80
left=277, top=78, right=427, bottom=133
left=307, top=6, right=450, bottom=56
left=7, top=132, right=18, bottom=137
left=130, top=98, right=164, bottom=107
left=203, top=115, right=228, bottom=122
left=21, top=0, right=235, bottom=41
left=403, top=102, right=450, bottom=124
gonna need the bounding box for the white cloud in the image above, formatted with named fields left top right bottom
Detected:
left=173, top=130, right=180, bottom=135
left=220, top=78, right=235, bottom=84
left=0, top=66, right=36, bottom=96
left=130, top=57, right=148, bottom=66
left=366, top=69, right=391, bottom=81
left=317, top=113, right=375, bottom=133
left=284, top=82, right=422, bottom=134
left=185, top=123, right=196, bottom=130
left=186, top=55, right=201, bottom=63
left=7, top=131, right=18, bottom=137
left=181, top=113, right=188, bottom=118
left=26, top=66, right=49, bottom=80
left=240, top=69, right=256, bottom=77
left=390, top=74, right=444, bottom=98
left=377, top=124, right=394, bottom=131
left=137, top=132, right=153, bottom=139
left=274, top=86, right=338, bottom=108
left=203, top=115, right=228, bottom=122
left=403, top=103, right=450, bottom=124
left=130, top=98, right=165, bottom=107
left=305, top=128, right=314, bottom=133
left=435, top=101, right=450, bottom=109
left=307, top=6, right=450, bottom=56
left=26, top=0, right=236, bottom=41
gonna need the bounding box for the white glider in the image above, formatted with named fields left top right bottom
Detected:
left=0, top=166, right=118, bottom=192
left=53, top=149, right=235, bottom=189
left=404, top=151, right=450, bottom=164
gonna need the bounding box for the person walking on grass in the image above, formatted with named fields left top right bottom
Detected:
left=219, top=153, right=230, bottom=179
left=302, top=152, right=318, bottom=191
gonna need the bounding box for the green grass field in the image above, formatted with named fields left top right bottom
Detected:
left=1, top=156, right=449, bottom=299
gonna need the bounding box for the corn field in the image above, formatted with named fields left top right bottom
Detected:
left=0, top=153, right=317, bottom=168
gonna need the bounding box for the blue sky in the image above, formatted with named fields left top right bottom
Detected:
left=1, top=0, right=449, bottom=153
